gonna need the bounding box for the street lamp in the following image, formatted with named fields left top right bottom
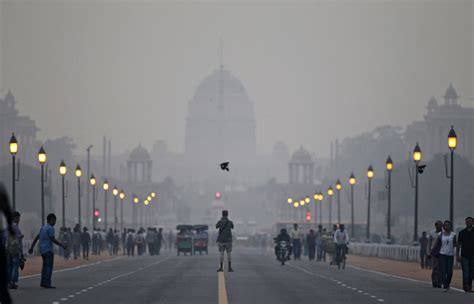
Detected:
left=133, top=195, right=139, bottom=228
left=90, top=174, right=97, bottom=230
left=119, top=190, right=125, bottom=232
left=336, top=179, right=342, bottom=225
left=318, top=192, right=324, bottom=226
left=366, top=165, right=374, bottom=242
left=447, top=126, right=457, bottom=225
left=38, top=146, right=47, bottom=225
left=9, top=133, right=18, bottom=210
left=147, top=195, right=152, bottom=202
left=287, top=197, right=293, bottom=204
left=112, top=187, right=119, bottom=230
left=75, top=165, right=82, bottom=227
left=103, top=180, right=109, bottom=230
left=327, top=186, right=334, bottom=229
left=151, top=192, right=156, bottom=198
left=59, top=160, right=67, bottom=228
left=412, top=143, right=422, bottom=243
left=349, top=172, right=356, bottom=239
left=386, top=156, right=393, bottom=241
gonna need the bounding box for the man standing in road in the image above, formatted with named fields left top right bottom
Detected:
left=429, top=220, right=443, bottom=288
left=291, top=224, right=303, bottom=260
left=457, top=217, right=474, bottom=292
left=216, top=210, right=234, bottom=272
left=28, top=213, right=67, bottom=289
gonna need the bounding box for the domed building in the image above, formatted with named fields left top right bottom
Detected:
left=127, top=144, right=152, bottom=183
left=185, top=66, right=256, bottom=170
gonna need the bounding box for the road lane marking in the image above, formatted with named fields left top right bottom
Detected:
left=287, top=263, right=385, bottom=303
left=51, top=257, right=171, bottom=304
left=346, top=264, right=465, bottom=293
left=20, top=256, right=124, bottom=280
left=218, top=271, right=229, bottom=304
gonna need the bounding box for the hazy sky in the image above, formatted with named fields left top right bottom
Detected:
left=0, top=0, right=472, bottom=157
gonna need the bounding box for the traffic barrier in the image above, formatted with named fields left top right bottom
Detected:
left=349, top=242, right=420, bottom=262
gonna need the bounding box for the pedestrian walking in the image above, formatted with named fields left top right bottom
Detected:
left=72, top=226, right=81, bottom=260
left=5, top=211, right=23, bottom=289
left=433, top=220, right=457, bottom=292
left=156, top=228, right=164, bottom=255
left=61, top=227, right=71, bottom=259
left=216, top=210, right=234, bottom=272
left=121, top=228, right=127, bottom=255
left=136, top=229, right=145, bottom=256
left=419, top=231, right=429, bottom=269
left=429, top=220, right=443, bottom=288
left=306, top=229, right=316, bottom=261
left=456, top=217, right=474, bottom=292
left=126, top=229, right=136, bottom=256
left=146, top=228, right=156, bottom=256
left=291, top=224, right=303, bottom=260
left=0, top=183, right=15, bottom=304
left=28, top=213, right=67, bottom=289
left=316, top=225, right=323, bottom=261
left=80, top=227, right=91, bottom=260
left=106, top=228, right=114, bottom=256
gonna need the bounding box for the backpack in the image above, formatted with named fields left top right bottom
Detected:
left=6, top=236, right=20, bottom=256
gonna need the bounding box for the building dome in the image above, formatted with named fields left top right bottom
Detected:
left=185, top=66, right=256, bottom=167
left=290, top=145, right=312, bottom=163
left=129, top=144, right=150, bottom=161
left=193, top=68, right=249, bottom=101
left=444, top=83, right=458, bottom=105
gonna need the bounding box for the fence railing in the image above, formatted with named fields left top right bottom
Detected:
left=349, top=242, right=420, bottom=262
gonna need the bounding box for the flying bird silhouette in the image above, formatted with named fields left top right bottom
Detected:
left=220, top=162, right=230, bottom=171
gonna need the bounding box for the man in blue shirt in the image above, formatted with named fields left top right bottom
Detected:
left=28, top=214, right=66, bottom=288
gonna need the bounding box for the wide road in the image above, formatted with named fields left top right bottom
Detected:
left=11, top=248, right=474, bottom=304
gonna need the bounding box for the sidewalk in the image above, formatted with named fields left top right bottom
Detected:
left=348, top=255, right=463, bottom=290
left=20, top=253, right=119, bottom=277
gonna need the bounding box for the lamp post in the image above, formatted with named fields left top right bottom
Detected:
left=366, top=165, right=374, bottom=242
left=413, top=143, right=422, bottom=243
left=103, top=180, right=109, bottom=230
left=349, top=173, right=356, bottom=239
left=336, top=180, right=342, bottom=225
left=327, top=186, right=334, bottom=229
left=144, top=199, right=150, bottom=226
left=119, top=191, right=125, bottom=232
left=448, top=126, right=457, bottom=225
left=112, top=187, right=119, bottom=230
left=133, top=196, right=139, bottom=228
left=38, top=147, right=47, bottom=225
left=86, top=145, right=93, bottom=227
left=287, top=197, right=293, bottom=221
left=386, top=156, right=393, bottom=241
left=59, top=160, right=67, bottom=228
left=318, top=192, right=324, bottom=226
left=75, top=165, right=82, bottom=227
left=9, top=133, right=18, bottom=210
left=90, top=175, right=96, bottom=230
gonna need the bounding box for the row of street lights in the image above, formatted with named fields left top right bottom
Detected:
left=284, top=125, right=458, bottom=243
left=8, top=133, right=162, bottom=232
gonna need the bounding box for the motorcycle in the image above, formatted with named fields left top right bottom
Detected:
left=276, top=241, right=290, bottom=266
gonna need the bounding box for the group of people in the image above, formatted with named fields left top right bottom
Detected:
left=422, top=218, right=474, bottom=293
left=125, top=227, right=164, bottom=256
left=274, top=223, right=349, bottom=267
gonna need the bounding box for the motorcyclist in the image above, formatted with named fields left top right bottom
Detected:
left=274, top=228, right=293, bottom=260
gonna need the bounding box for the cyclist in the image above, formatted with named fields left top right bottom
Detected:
left=334, top=224, right=349, bottom=268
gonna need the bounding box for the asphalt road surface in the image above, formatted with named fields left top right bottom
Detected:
left=11, top=248, right=474, bottom=304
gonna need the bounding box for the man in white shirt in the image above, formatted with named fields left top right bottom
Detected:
left=334, top=224, right=349, bottom=267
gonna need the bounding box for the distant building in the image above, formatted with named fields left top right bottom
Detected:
left=0, top=90, right=39, bottom=166
left=405, top=83, right=474, bottom=162
left=184, top=65, right=257, bottom=179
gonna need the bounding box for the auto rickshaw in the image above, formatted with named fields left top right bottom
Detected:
left=176, top=225, right=194, bottom=256
left=193, top=225, right=209, bottom=255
